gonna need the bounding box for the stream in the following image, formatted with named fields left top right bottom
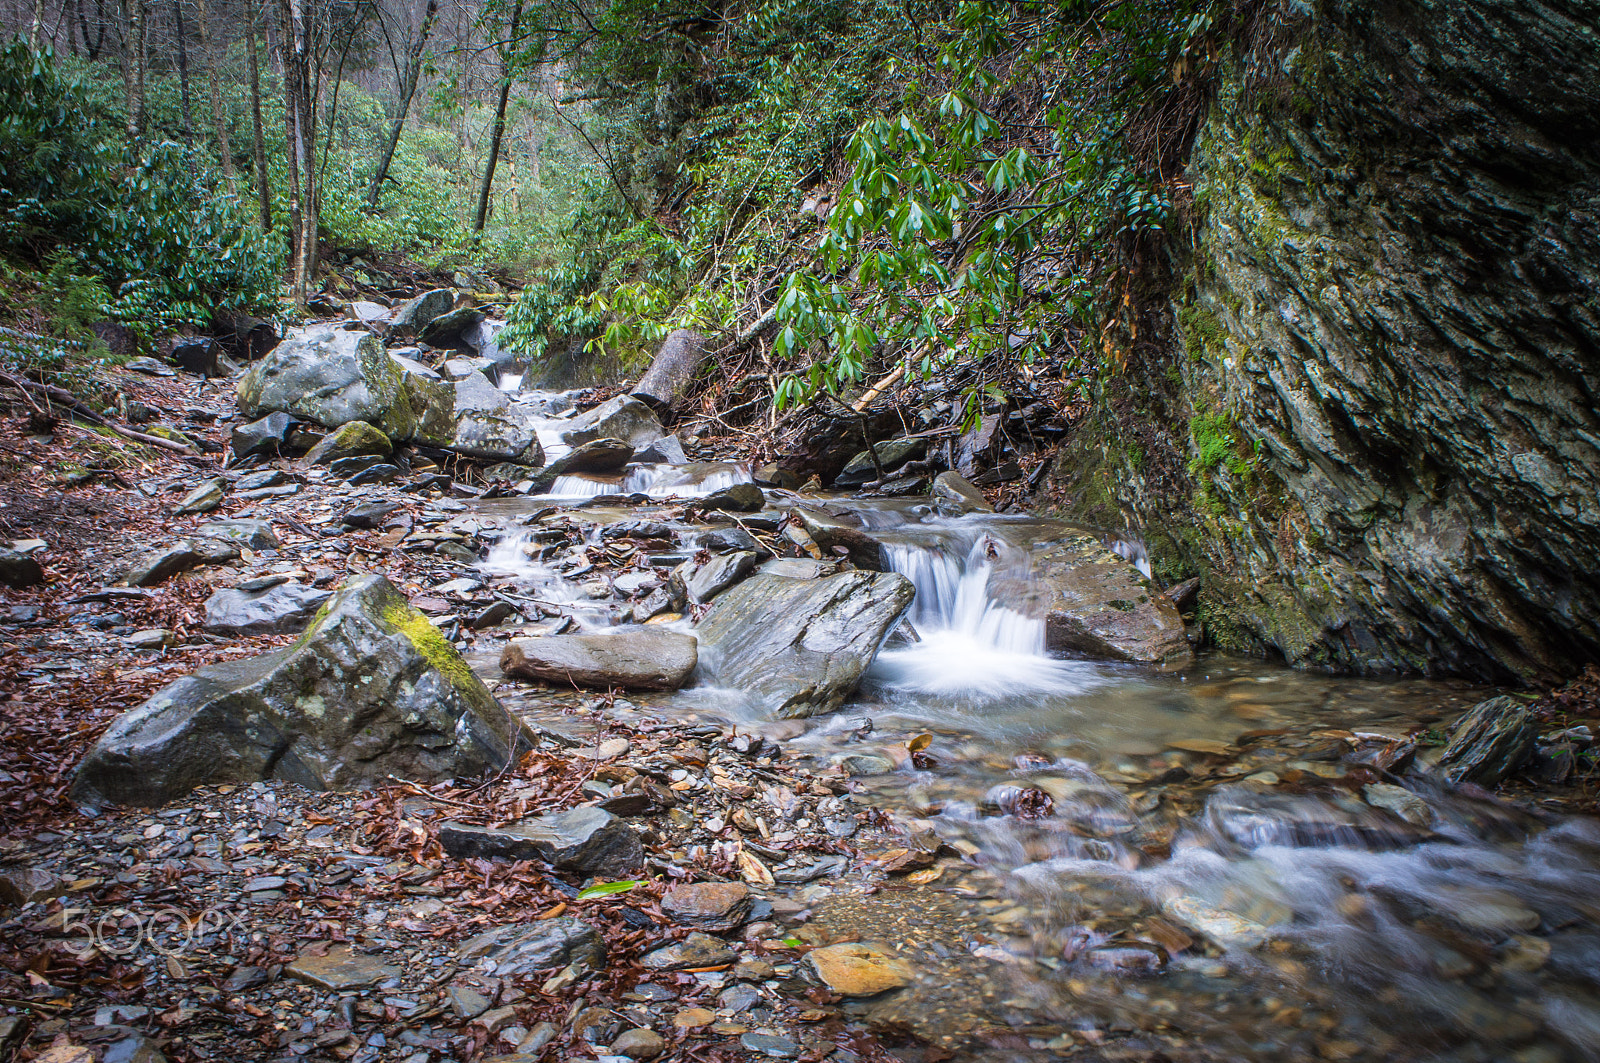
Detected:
left=460, top=434, right=1598, bottom=1063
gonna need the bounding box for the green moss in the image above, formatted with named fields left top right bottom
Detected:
left=379, top=599, right=486, bottom=699
left=1180, top=304, right=1228, bottom=363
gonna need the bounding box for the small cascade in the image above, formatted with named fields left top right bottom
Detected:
left=541, top=463, right=753, bottom=499
left=869, top=529, right=1104, bottom=699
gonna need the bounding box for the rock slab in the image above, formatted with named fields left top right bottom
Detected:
left=692, top=570, right=914, bottom=717
left=1030, top=532, right=1192, bottom=664
left=1437, top=696, right=1539, bottom=786
left=807, top=942, right=914, bottom=996
left=72, top=575, right=526, bottom=808
left=500, top=628, right=698, bottom=691
left=439, top=806, right=644, bottom=876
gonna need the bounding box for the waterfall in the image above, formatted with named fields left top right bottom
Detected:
left=541, top=463, right=753, bottom=499
left=870, top=530, right=1104, bottom=699
left=881, top=537, right=1045, bottom=655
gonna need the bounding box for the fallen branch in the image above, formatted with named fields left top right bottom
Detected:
left=0, top=372, right=197, bottom=454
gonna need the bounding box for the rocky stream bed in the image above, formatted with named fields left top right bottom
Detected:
left=3, top=304, right=1600, bottom=1063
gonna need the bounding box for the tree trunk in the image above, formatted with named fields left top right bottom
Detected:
left=246, top=5, right=272, bottom=227
left=279, top=0, right=318, bottom=304
left=30, top=0, right=43, bottom=48
left=173, top=0, right=194, bottom=143
left=194, top=0, right=237, bottom=192
left=121, top=0, right=146, bottom=141
left=365, top=0, right=436, bottom=210
left=471, top=0, right=522, bottom=235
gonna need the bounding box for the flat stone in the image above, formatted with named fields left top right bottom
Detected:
left=662, top=881, right=751, bottom=932
left=610, top=1028, right=665, bottom=1060
left=807, top=942, right=914, bottom=996
left=285, top=945, right=399, bottom=990
left=195, top=519, right=279, bottom=550
left=691, top=570, right=914, bottom=717
left=235, top=468, right=288, bottom=491
left=0, top=867, right=64, bottom=905
left=740, top=1033, right=799, bottom=1058
left=203, top=581, right=332, bottom=636
left=343, top=502, right=399, bottom=529
left=447, top=984, right=491, bottom=1019
left=439, top=806, right=644, bottom=876
left=500, top=628, right=698, bottom=691
left=124, top=543, right=202, bottom=587
left=639, top=932, right=737, bottom=970
left=675, top=550, right=758, bottom=604
left=672, top=1008, right=714, bottom=1029
left=455, top=917, right=604, bottom=976
left=174, top=479, right=226, bottom=514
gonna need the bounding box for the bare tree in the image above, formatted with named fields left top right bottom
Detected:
left=120, top=0, right=147, bottom=141
left=365, top=0, right=436, bottom=209
left=471, top=0, right=521, bottom=234
left=279, top=0, right=318, bottom=303
left=194, top=0, right=238, bottom=193
left=246, top=0, right=273, bottom=227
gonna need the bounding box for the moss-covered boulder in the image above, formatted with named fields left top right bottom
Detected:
left=237, top=325, right=455, bottom=443
left=72, top=575, right=529, bottom=809
left=302, top=421, right=393, bottom=466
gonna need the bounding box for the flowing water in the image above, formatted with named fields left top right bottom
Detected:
left=470, top=472, right=1598, bottom=1063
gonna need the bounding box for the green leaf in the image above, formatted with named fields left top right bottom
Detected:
left=576, top=880, right=644, bottom=900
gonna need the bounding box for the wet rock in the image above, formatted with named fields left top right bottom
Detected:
left=675, top=550, right=759, bottom=604
left=0, top=866, right=64, bottom=905
left=286, top=945, right=400, bottom=990
left=72, top=574, right=527, bottom=808
left=696, top=526, right=761, bottom=554
left=1363, top=783, right=1432, bottom=826
left=835, top=437, right=926, bottom=487
left=500, top=628, right=698, bottom=691
left=611, top=1028, right=665, bottom=1059
left=562, top=395, right=665, bottom=449
left=692, top=570, right=915, bottom=717
left=390, top=288, right=454, bottom=335
left=662, top=881, right=751, bottom=932
left=0, top=545, right=44, bottom=588
left=639, top=932, right=737, bottom=970
left=832, top=752, right=895, bottom=776
left=230, top=411, right=297, bottom=459
left=237, top=324, right=446, bottom=441
left=195, top=519, right=279, bottom=550
left=1161, top=896, right=1272, bottom=949
left=635, top=434, right=687, bottom=464
left=420, top=305, right=485, bottom=347
left=342, top=502, right=399, bottom=529
left=203, top=581, right=332, bottom=636
left=1030, top=532, right=1192, bottom=664
left=1437, top=695, right=1539, bottom=786
left=439, top=806, right=644, bottom=876
left=931, top=471, right=994, bottom=513
left=235, top=468, right=288, bottom=491
left=457, top=917, right=604, bottom=976
left=1205, top=786, right=1432, bottom=850
left=346, top=462, right=402, bottom=485
left=175, top=479, right=226, bottom=514
left=124, top=543, right=203, bottom=587
left=530, top=439, right=635, bottom=489
left=807, top=942, right=914, bottom=996
left=700, top=483, right=766, bottom=512
left=302, top=421, right=392, bottom=465
left=760, top=558, right=835, bottom=579
left=740, top=1033, right=799, bottom=1059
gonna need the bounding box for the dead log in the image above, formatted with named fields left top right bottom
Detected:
left=631, top=328, right=707, bottom=411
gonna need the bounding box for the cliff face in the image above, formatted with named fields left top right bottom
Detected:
left=1045, top=0, right=1600, bottom=681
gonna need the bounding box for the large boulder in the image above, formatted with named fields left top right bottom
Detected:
left=449, top=376, right=544, bottom=463
left=1028, top=533, right=1192, bottom=664
left=72, top=575, right=528, bottom=809
left=302, top=421, right=392, bottom=466
left=390, top=289, right=455, bottom=335
left=237, top=325, right=452, bottom=442
left=500, top=629, right=698, bottom=691
left=529, top=439, right=635, bottom=492
left=692, top=570, right=915, bottom=717
left=561, top=395, right=665, bottom=449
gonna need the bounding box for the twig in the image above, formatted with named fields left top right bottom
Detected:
left=0, top=373, right=196, bottom=454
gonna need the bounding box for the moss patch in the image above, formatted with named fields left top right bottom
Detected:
left=378, top=599, right=490, bottom=702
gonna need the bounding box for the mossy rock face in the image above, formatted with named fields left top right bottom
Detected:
left=302, top=421, right=393, bottom=466
left=72, top=574, right=527, bottom=809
